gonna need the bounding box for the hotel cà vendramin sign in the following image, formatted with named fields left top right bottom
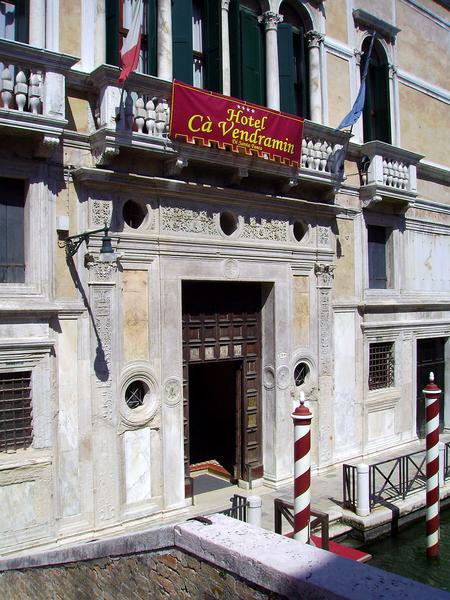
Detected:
left=169, top=81, right=304, bottom=168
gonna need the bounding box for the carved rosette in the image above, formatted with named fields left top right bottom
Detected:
left=241, top=217, right=288, bottom=241
left=258, top=12, right=283, bottom=31
left=305, top=30, right=324, bottom=49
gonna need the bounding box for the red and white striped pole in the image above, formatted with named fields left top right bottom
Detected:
left=424, top=371, right=441, bottom=559
left=292, top=392, right=313, bottom=543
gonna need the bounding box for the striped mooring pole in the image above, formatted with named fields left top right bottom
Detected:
left=424, top=371, right=441, bottom=559
left=292, top=393, right=313, bottom=543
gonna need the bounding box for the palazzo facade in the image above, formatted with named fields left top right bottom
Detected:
left=0, top=0, right=449, bottom=555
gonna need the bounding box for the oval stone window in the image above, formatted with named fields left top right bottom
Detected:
left=294, top=362, right=310, bottom=387
left=220, top=211, right=238, bottom=236
left=125, top=380, right=148, bottom=409
left=123, top=200, right=146, bottom=229
left=293, top=220, right=307, bottom=243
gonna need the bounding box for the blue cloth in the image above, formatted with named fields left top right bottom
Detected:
left=337, top=33, right=375, bottom=130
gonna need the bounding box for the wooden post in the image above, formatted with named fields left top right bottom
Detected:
left=292, top=394, right=312, bottom=543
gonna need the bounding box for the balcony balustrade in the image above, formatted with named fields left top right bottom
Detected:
left=0, top=39, right=78, bottom=155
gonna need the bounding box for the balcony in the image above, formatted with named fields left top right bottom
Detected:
left=88, top=65, right=349, bottom=193
left=0, top=39, right=78, bottom=157
left=357, top=140, right=423, bottom=212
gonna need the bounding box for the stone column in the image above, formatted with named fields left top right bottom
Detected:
left=95, top=0, right=107, bottom=66
left=221, top=0, right=231, bottom=95
left=314, top=262, right=335, bottom=467
left=306, top=31, right=324, bottom=124
left=157, top=0, right=173, bottom=81
left=352, top=49, right=364, bottom=143
left=258, top=12, right=283, bottom=111
left=29, top=0, right=46, bottom=48
left=45, top=0, right=59, bottom=51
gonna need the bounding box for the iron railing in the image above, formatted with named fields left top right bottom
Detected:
left=221, top=494, right=248, bottom=522
left=343, top=446, right=450, bottom=511
left=273, top=498, right=329, bottom=550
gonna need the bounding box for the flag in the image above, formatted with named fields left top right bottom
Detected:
left=118, top=0, right=144, bottom=83
left=337, top=33, right=376, bottom=130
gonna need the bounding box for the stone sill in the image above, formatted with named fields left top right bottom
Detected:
left=0, top=451, right=51, bottom=472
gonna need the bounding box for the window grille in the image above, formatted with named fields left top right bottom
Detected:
left=0, top=371, right=33, bottom=452
left=369, top=343, right=394, bottom=390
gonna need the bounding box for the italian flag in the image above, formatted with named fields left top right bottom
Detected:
left=118, top=0, right=143, bottom=83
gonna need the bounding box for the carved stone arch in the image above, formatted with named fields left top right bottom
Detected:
left=274, top=0, right=316, bottom=31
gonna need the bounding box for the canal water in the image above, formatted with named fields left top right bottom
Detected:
left=362, top=509, right=450, bottom=592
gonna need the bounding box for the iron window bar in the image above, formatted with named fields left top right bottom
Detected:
left=0, top=371, right=33, bottom=452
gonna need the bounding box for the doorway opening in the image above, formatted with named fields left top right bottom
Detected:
left=416, top=337, right=446, bottom=438
left=189, top=360, right=242, bottom=482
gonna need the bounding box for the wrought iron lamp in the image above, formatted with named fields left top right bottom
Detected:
left=59, top=223, right=117, bottom=263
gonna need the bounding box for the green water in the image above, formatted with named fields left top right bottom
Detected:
left=362, top=509, right=450, bottom=592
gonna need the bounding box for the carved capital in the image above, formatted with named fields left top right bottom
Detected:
left=221, top=0, right=231, bottom=10
left=388, top=63, right=398, bottom=78
left=258, top=11, right=283, bottom=31
left=94, top=145, right=120, bottom=166
left=305, top=30, right=324, bottom=49
left=315, top=263, right=335, bottom=288
left=353, top=49, right=363, bottom=66
left=361, top=194, right=383, bottom=209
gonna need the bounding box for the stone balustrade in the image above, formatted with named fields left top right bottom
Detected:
left=301, top=121, right=349, bottom=176
left=359, top=141, right=423, bottom=197
left=0, top=39, right=77, bottom=122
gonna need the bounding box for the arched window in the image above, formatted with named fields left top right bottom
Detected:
left=278, top=1, right=310, bottom=118
left=172, top=0, right=222, bottom=92
left=361, top=37, right=391, bottom=143
left=229, top=0, right=265, bottom=105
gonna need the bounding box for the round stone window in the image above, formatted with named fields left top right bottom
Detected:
left=219, top=211, right=238, bottom=236
left=293, top=220, right=307, bottom=243
left=125, top=380, right=148, bottom=409
left=294, top=362, right=310, bottom=387
left=123, top=199, right=147, bottom=229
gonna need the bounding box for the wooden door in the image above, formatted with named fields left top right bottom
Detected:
left=182, top=281, right=263, bottom=489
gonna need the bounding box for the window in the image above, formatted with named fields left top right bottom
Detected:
left=367, top=224, right=391, bottom=289
left=0, top=1, right=28, bottom=43
left=361, top=37, right=391, bottom=143
left=278, top=1, right=310, bottom=118
left=369, top=342, right=394, bottom=390
left=0, top=371, right=32, bottom=452
left=0, top=177, right=25, bottom=284
left=172, top=0, right=222, bottom=92
left=229, top=0, right=265, bottom=105
left=106, top=0, right=157, bottom=76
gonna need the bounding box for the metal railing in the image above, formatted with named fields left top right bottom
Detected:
left=343, top=444, right=450, bottom=512
left=221, top=494, right=248, bottom=522
left=273, top=498, right=329, bottom=551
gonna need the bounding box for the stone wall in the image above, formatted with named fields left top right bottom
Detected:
left=0, top=549, right=278, bottom=600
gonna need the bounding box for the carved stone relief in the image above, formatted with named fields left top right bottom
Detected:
left=91, top=199, right=112, bottom=227
left=223, top=259, right=239, bottom=279
left=263, top=366, right=275, bottom=390
left=161, top=206, right=217, bottom=235
left=317, top=226, right=330, bottom=246
left=164, top=377, right=182, bottom=407
left=241, top=217, right=288, bottom=242
left=276, top=365, right=290, bottom=390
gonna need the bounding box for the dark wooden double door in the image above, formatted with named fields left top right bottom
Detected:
left=182, top=281, right=263, bottom=492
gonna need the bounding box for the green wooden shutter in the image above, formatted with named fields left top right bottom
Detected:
left=0, top=178, right=25, bottom=284
left=204, top=0, right=222, bottom=92
left=295, top=26, right=309, bottom=118
left=15, top=1, right=29, bottom=44
left=240, top=9, right=264, bottom=105
left=278, top=23, right=295, bottom=114
left=172, top=0, right=193, bottom=84
left=147, top=0, right=157, bottom=76
left=229, top=0, right=242, bottom=98
left=106, top=0, right=120, bottom=66
left=374, top=62, right=391, bottom=143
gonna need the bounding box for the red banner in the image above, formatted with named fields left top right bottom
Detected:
left=169, top=81, right=304, bottom=167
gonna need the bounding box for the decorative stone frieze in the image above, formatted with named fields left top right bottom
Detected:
left=241, top=217, right=288, bottom=242
left=161, top=206, right=217, bottom=235
left=315, top=264, right=334, bottom=377
left=317, top=226, right=330, bottom=246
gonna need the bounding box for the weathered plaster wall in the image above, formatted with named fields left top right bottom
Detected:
left=292, top=275, right=309, bottom=347
left=122, top=270, right=150, bottom=362
left=396, top=1, right=449, bottom=90
left=353, top=0, right=395, bottom=23
left=66, top=93, right=91, bottom=134
left=326, top=53, right=351, bottom=129
left=399, top=86, right=449, bottom=166
left=59, top=0, right=81, bottom=57
left=324, top=0, right=348, bottom=43
left=403, top=229, right=450, bottom=292
left=334, top=218, right=355, bottom=300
